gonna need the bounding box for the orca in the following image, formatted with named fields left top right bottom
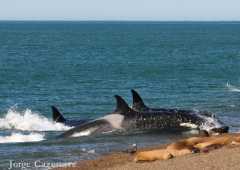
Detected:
left=59, top=95, right=228, bottom=138
left=51, top=106, right=91, bottom=127
left=131, top=89, right=228, bottom=133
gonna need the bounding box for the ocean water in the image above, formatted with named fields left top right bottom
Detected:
left=0, top=21, right=240, bottom=169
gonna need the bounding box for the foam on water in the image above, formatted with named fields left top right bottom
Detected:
left=185, top=109, right=225, bottom=132
left=198, top=114, right=224, bottom=132
left=226, top=82, right=240, bottom=92
left=0, top=108, right=71, bottom=131
left=0, top=132, right=45, bottom=143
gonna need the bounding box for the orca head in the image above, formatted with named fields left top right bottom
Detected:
left=196, top=111, right=229, bottom=134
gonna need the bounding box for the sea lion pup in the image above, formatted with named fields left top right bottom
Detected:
left=135, top=133, right=240, bottom=162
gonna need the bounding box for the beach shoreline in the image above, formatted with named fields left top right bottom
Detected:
left=55, top=142, right=240, bottom=170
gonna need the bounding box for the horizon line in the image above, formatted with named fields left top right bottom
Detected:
left=0, top=19, right=240, bottom=22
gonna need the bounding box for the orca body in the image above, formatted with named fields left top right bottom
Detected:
left=59, top=95, right=228, bottom=138
left=130, top=89, right=228, bottom=133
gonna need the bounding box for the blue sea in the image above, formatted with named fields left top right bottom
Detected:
left=0, top=21, right=240, bottom=169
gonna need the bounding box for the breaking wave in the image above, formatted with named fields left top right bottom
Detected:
left=226, top=82, right=240, bottom=92
left=0, top=132, right=45, bottom=144
left=0, top=108, right=71, bottom=131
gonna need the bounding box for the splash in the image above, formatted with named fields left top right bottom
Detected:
left=185, top=110, right=225, bottom=132
left=0, top=108, right=71, bottom=131
left=0, top=132, right=45, bottom=143
left=226, top=82, right=240, bottom=92
left=198, top=114, right=223, bottom=132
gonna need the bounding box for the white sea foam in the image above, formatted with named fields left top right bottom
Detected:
left=0, top=132, right=45, bottom=143
left=198, top=114, right=223, bottom=132
left=0, top=108, right=71, bottom=131
left=226, top=82, right=240, bottom=92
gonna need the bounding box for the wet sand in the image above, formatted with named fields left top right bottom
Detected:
left=55, top=144, right=240, bottom=170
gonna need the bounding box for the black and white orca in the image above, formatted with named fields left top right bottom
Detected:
left=51, top=106, right=91, bottom=127
left=59, top=95, right=228, bottom=138
left=131, top=89, right=229, bottom=133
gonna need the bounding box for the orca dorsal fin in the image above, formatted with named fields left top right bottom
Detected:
left=51, top=106, right=66, bottom=123
left=114, top=95, right=131, bottom=114
left=131, top=89, right=148, bottom=111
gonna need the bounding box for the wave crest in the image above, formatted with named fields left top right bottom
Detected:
left=0, top=108, right=71, bottom=131
left=226, top=82, right=240, bottom=92
left=0, top=132, right=45, bottom=143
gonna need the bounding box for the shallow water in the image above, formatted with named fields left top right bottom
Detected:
left=0, top=21, right=240, bottom=169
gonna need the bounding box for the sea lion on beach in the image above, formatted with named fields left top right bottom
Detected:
left=135, top=133, right=240, bottom=162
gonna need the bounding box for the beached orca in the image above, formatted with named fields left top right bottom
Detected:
left=59, top=95, right=228, bottom=138
left=51, top=106, right=91, bottom=127
left=131, top=89, right=228, bottom=133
